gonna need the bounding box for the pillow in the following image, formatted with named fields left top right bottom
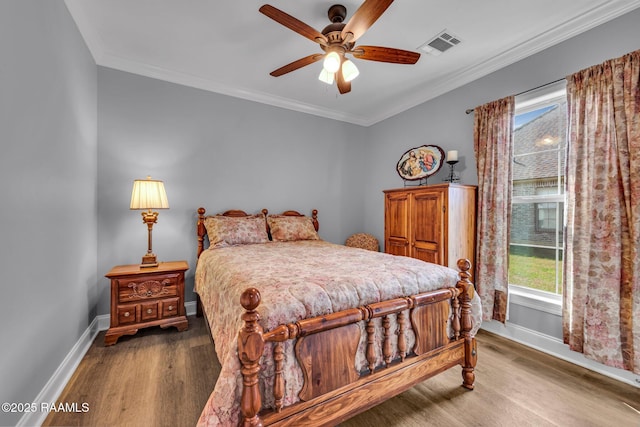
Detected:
left=267, top=215, right=319, bottom=242
left=204, top=214, right=269, bottom=248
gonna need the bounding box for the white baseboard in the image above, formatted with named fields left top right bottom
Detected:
left=185, top=300, right=197, bottom=317
left=481, top=320, right=640, bottom=388
left=17, top=317, right=100, bottom=427
left=18, top=301, right=199, bottom=427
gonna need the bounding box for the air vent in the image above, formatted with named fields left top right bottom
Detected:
left=418, top=30, right=461, bottom=56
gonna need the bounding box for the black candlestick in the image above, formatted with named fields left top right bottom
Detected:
left=444, top=160, right=460, bottom=183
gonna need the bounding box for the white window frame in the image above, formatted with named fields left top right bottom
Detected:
left=509, top=80, right=567, bottom=310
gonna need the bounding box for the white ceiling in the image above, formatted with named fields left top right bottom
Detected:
left=64, top=0, right=640, bottom=126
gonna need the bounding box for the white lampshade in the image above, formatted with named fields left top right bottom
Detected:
left=323, top=51, right=341, bottom=73
left=130, top=176, right=169, bottom=210
left=318, top=68, right=335, bottom=85
left=341, top=59, right=359, bottom=82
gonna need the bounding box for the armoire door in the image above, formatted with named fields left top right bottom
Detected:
left=412, top=190, right=444, bottom=264
left=385, top=192, right=410, bottom=257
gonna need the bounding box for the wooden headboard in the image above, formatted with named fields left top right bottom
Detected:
left=196, top=208, right=319, bottom=258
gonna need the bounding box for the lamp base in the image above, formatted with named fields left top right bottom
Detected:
left=140, top=253, right=158, bottom=268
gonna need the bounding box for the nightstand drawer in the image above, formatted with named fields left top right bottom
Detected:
left=161, top=297, right=180, bottom=318
left=141, top=301, right=159, bottom=321
left=119, top=285, right=178, bottom=303
left=117, top=274, right=179, bottom=302
left=117, top=304, right=138, bottom=325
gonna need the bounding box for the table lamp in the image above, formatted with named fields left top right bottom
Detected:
left=130, top=176, right=169, bottom=267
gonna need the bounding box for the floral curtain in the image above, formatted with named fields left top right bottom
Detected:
left=473, top=96, right=515, bottom=322
left=564, top=49, right=640, bottom=374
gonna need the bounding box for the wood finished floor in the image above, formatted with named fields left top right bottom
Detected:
left=44, top=315, right=640, bottom=427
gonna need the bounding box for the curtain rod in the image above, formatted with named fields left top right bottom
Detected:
left=465, top=77, right=566, bottom=114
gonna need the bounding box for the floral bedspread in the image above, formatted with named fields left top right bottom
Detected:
left=195, top=240, right=482, bottom=426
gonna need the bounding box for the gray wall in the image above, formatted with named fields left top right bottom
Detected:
left=99, top=5, right=640, bottom=325
left=2, top=2, right=640, bottom=421
left=362, top=8, right=640, bottom=337
left=362, top=8, right=640, bottom=247
left=0, top=1, right=97, bottom=425
left=97, top=69, right=367, bottom=314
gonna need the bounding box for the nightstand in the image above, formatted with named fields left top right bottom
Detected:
left=105, top=260, right=189, bottom=346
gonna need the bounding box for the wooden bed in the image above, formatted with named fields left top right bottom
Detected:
left=195, top=207, right=478, bottom=427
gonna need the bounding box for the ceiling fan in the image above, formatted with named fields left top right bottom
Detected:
left=259, top=0, right=420, bottom=94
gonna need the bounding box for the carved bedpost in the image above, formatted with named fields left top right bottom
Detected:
left=197, top=207, right=206, bottom=259
left=457, top=259, right=477, bottom=390
left=238, top=288, right=265, bottom=427
left=261, top=209, right=269, bottom=235
left=196, top=207, right=207, bottom=317
left=311, top=209, right=319, bottom=231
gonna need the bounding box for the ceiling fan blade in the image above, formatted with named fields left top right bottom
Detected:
left=340, top=0, right=394, bottom=42
left=270, top=54, right=324, bottom=77
left=352, top=46, right=420, bottom=64
left=336, top=61, right=352, bottom=94
left=260, top=4, right=328, bottom=46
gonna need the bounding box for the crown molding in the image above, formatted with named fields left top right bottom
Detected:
left=365, top=0, right=640, bottom=125
left=66, top=0, right=640, bottom=127
left=98, top=52, right=372, bottom=126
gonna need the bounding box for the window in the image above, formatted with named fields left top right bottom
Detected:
left=535, top=186, right=563, bottom=232
left=509, top=82, right=567, bottom=296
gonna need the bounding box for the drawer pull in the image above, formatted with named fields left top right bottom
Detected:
left=146, top=290, right=153, bottom=296
left=146, top=308, right=153, bottom=314
left=123, top=312, right=130, bottom=317
left=168, top=305, right=174, bottom=311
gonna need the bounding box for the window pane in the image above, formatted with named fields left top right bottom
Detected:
left=510, top=97, right=566, bottom=296
left=511, top=202, right=563, bottom=247
left=509, top=247, right=563, bottom=294
left=512, top=102, right=566, bottom=192
left=535, top=201, right=564, bottom=235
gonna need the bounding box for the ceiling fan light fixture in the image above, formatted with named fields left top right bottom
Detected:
left=341, top=59, right=359, bottom=82
left=318, top=68, right=335, bottom=85
left=323, top=51, right=341, bottom=73
left=260, top=3, right=421, bottom=95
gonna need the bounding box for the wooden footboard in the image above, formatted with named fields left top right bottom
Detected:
left=237, top=259, right=478, bottom=426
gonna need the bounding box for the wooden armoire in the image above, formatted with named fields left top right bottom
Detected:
left=383, top=183, right=477, bottom=270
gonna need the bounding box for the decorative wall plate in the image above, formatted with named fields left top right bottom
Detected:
left=396, top=145, right=445, bottom=181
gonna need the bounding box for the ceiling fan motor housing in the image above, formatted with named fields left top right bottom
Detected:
left=322, top=5, right=354, bottom=49
left=327, top=4, right=347, bottom=23
left=322, top=23, right=346, bottom=41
